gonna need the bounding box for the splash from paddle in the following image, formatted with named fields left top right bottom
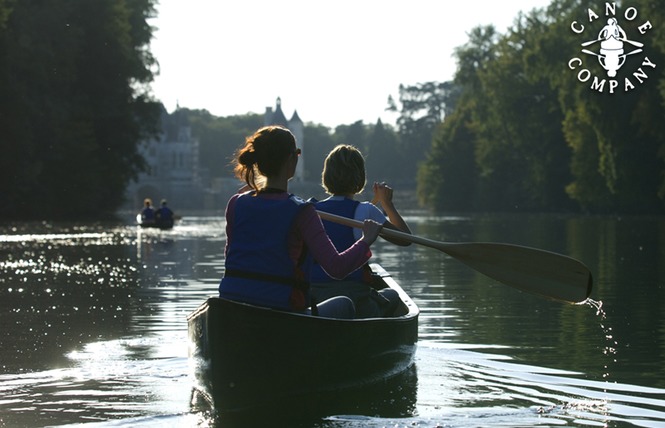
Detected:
left=317, top=211, right=592, bottom=304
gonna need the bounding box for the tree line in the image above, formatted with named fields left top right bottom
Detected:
left=2, top=0, right=663, bottom=219
left=183, top=110, right=419, bottom=195
left=418, top=0, right=665, bottom=214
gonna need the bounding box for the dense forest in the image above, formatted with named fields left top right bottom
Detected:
left=0, top=0, right=160, bottom=219
left=418, top=0, right=665, bottom=214
left=1, top=0, right=664, bottom=219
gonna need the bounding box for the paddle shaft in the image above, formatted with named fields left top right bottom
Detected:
left=317, top=210, right=592, bottom=304
left=318, top=211, right=443, bottom=249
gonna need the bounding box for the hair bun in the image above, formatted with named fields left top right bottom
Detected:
left=239, top=150, right=257, bottom=166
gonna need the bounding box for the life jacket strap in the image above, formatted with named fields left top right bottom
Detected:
left=224, top=269, right=310, bottom=292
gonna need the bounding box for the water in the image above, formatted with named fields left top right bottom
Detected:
left=1, top=214, right=664, bottom=427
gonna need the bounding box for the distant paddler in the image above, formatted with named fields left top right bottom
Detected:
left=140, top=198, right=155, bottom=225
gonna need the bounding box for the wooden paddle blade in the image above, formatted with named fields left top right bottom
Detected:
left=316, top=210, right=593, bottom=304
left=436, top=242, right=592, bottom=304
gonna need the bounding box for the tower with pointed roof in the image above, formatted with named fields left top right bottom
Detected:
left=264, top=97, right=304, bottom=181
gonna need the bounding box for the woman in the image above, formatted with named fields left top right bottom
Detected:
left=311, top=144, right=412, bottom=317
left=218, top=126, right=383, bottom=319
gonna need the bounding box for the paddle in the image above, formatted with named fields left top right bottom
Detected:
left=582, top=48, right=643, bottom=58
left=317, top=211, right=593, bottom=304
left=581, top=37, right=643, bottom=48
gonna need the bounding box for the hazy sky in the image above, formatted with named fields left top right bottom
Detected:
left=149, top=0, right=552, bottom=128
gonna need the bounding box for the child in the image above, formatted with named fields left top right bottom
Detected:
left=311, top=145, right=412, bottom=317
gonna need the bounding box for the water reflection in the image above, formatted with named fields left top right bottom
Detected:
left=0, top=335, right=191, bottom=427
left=189, top=365, right=419, bottom=427
left=0, top=215, right=665, bottom=427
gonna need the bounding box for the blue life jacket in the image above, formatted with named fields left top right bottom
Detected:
left=156, top=206, right=174, bottom=228
left=157, top=206, right=173, bottom=221
left=219, top=191, right=312, bottom=311
left=141, top=207, right=155, bottom=222
left=311, top=198, right=366, bottom=283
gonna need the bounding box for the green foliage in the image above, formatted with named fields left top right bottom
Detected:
left=184, top=109, right=263, bottom=179
left=330, top=120, right=406, bottom=185
left=417, top=0, right=665, bottom=214
left=418, top=106, right=477, bottom=211
left=388, top=82, right=457, bottom=184
left=303, top=124, right=336, bottom=182
left=555, top=0, right=665, bottom=213
left=365, top=120, right=402, bottom=182
left=0, top=0, right=159, bottom=219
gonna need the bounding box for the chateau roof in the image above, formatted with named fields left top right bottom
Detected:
left=290, top=110, right=302, bottom=123
left=268, top=97, right=288, bottom=126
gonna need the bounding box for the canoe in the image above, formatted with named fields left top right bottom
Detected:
left=186, top=263, right=419, bottom=414
left=135, top=213, right=174, bottom=230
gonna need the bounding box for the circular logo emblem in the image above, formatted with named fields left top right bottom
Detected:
left=568, top=3, right=655, bottom=93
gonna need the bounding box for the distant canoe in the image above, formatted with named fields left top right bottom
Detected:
left=186, top=263, right=419, bottom=414
left=135, top=213, right=175, bottom=230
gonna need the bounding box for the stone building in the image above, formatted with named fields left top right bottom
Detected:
left=125, top=107, right=203, bottom=211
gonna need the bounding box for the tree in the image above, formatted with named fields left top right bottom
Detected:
left=302, top=123, right=336, bottom=182
left=418, top=105, right=477, bottom=211
left=0, top=0, right=160, bottom=219
left=552, top=0, right=665, bottom=213
left=365, top=119, right=402, bottom=183
left=470, top=16, right=574, bottom=211
left=186, top=109, right=263, bottom=181
left=387, top=81, right=458, bottom=184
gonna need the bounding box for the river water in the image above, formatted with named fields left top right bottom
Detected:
left=1, top=213, right=664, bottom=427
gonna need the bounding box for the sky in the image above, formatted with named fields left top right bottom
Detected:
left=149, top=0, right=553, bottom=128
